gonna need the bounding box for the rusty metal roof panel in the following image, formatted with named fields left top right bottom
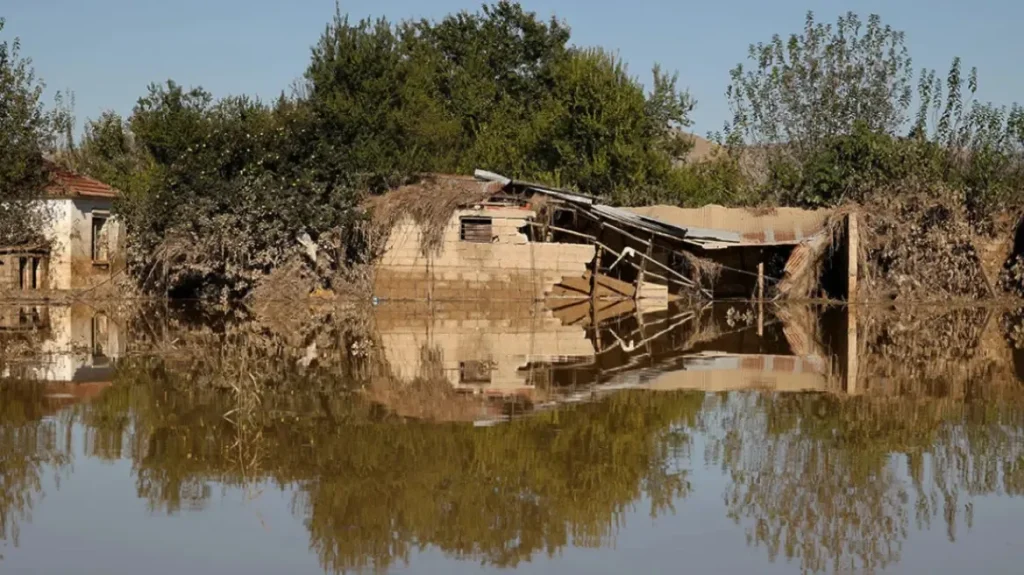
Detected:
left=624, top=205, right=832, bottom=247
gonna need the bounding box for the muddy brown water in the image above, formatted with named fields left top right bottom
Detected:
left=2, top=300, right=1024, bottom=574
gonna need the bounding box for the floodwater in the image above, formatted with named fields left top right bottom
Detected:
left=2, top=300, right=1024, bottom=574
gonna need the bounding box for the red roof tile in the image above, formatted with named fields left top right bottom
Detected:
left=45, top=166, right=118, bottom=199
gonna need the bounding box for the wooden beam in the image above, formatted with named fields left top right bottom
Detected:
left=757, top=261, right=764, bottom=301
left=846, top=305, right=859, bottom=394
left=533, top=220, right=707, bottom=297
left=635, top=241, right=653, bottom=301
left=529, top=222, right=598, bottom=242
left=847, top=213, right=859, bottom=302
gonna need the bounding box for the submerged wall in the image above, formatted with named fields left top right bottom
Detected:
left=375, top=301, right=595, bottom=397
left=375, top=207, right=595, bottom=301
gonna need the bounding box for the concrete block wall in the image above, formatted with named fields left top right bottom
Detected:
left=374, top=302, right=595, bottom=393
left=375, top=209, right=596, bottom=301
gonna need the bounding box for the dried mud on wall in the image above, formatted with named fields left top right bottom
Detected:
left=374, top=209, right=595, bottom=301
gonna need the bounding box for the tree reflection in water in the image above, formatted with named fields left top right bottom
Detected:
left=3, top=304, right=1024, bottom=574
left=704, top=387, right=1024, bottom=574
left=76, top=361, right=703, bottom=572
left=0, top=384, right=73, bottom=557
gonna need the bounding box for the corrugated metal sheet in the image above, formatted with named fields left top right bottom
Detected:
left=625, top=205, right=831, bottom=247
left=473, top=169, right=831, bottom=250
left=590, top=204, right=690, bottom=241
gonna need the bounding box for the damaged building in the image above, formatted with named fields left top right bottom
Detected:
left=0, top=166, right=124, bottom=294
left=373, top=171, right=857, bottom=303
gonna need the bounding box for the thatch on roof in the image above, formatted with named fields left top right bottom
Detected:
left=365, top=175, right=504, bottom=257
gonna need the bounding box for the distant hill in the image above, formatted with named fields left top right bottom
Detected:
left=670, top=130, right=721, bottom=164
left=685, top=132, right=719, bottom=162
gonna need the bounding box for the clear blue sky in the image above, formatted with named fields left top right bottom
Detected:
left=5, top=0, right=1023, bottom=137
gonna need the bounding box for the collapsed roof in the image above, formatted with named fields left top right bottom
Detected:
left=473, top=170, right=832, bottom=250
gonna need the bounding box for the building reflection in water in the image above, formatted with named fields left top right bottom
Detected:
left=0, top=303, right=123, bottom=407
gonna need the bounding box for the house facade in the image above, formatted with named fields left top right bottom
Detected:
left=373, top=176, right=597, bottom=302
left=0, top=167, right=125, bottom=293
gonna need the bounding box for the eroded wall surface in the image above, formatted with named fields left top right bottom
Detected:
left=44, top=198, right=125, bottom=290
left=375, top=208, right=595, bottom=301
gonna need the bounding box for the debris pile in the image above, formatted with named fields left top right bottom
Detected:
left=1001, top=256, right=1024, bottom=297
left=858, top=192, right=997, bottom=300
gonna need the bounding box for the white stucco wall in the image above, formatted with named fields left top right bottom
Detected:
left=1, top=303, right=123, bottom=382
left=42, top=198, right=123, bottom=290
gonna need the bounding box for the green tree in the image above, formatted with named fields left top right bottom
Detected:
left=725, top=11, right=913, bottom=152
left=0, top=18, right=69, bottom=247
left=526, top=50, right=694, bottom=200
left=303, top=2, right=694, bottom=198
left=416, top=0, right=571, bottom=174
left=304, top=12, right=457, bottom=188
left=117, top=82, right=360, bottom=299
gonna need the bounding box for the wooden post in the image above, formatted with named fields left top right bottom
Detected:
left=846, top=304, right=860, bottom=394
left=591, top=243, right=604, bottom=352
left=756, top=261, right=764, bottom=301
left=39, top=257, right=49, bottom=291
left=757, top=254, right=765, bottom=336
left=635, top=241, right=653, bottom=301
left=847, top=212, right=859, bottom=302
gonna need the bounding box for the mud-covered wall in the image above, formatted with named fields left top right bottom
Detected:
left=45, top=198, right=125, bottom=290
left=375, top=207, right=595, bottom=301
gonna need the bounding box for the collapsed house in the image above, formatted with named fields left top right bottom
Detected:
left=373, top=171, right=857, bottom=302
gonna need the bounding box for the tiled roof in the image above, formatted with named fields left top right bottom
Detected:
left=45, top=166, right=118, bottom=199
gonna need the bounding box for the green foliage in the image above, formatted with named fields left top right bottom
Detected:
left=723, top=11, right=1024, bottom=214
left=725, top=11, right=913, bottom=153
left=52, top=5, right=1024, bottom=297
left=303, top=2, right=692, bottom=199
left=411, top=0, right=572, bottom=175
left=303, top=13, right=456, bottom=186
left=0, top=18, right=70, bottom=247
left=63, top=2, right=698, bottom=297
left=525, top=49, right=692, bottom=198
left=121, top=83, right=360, bottom=299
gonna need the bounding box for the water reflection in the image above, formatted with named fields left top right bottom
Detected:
left=1, top=301, right=1024, bottom=573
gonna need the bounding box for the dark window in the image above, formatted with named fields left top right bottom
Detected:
left=460, top=217, right=493, bottom=243
left=92, top=315, right=109, bottom=358
left=92, top=216, right=110, bottom=262
left=17, top=257, right=31, bottom=290
left=459, top=361, right=493, bottom=384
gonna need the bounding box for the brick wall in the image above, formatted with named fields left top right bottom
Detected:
left=375, top=208, right=596, bottom=301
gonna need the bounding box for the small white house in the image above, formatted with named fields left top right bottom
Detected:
left=1, top=166, right=124, bottom=292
